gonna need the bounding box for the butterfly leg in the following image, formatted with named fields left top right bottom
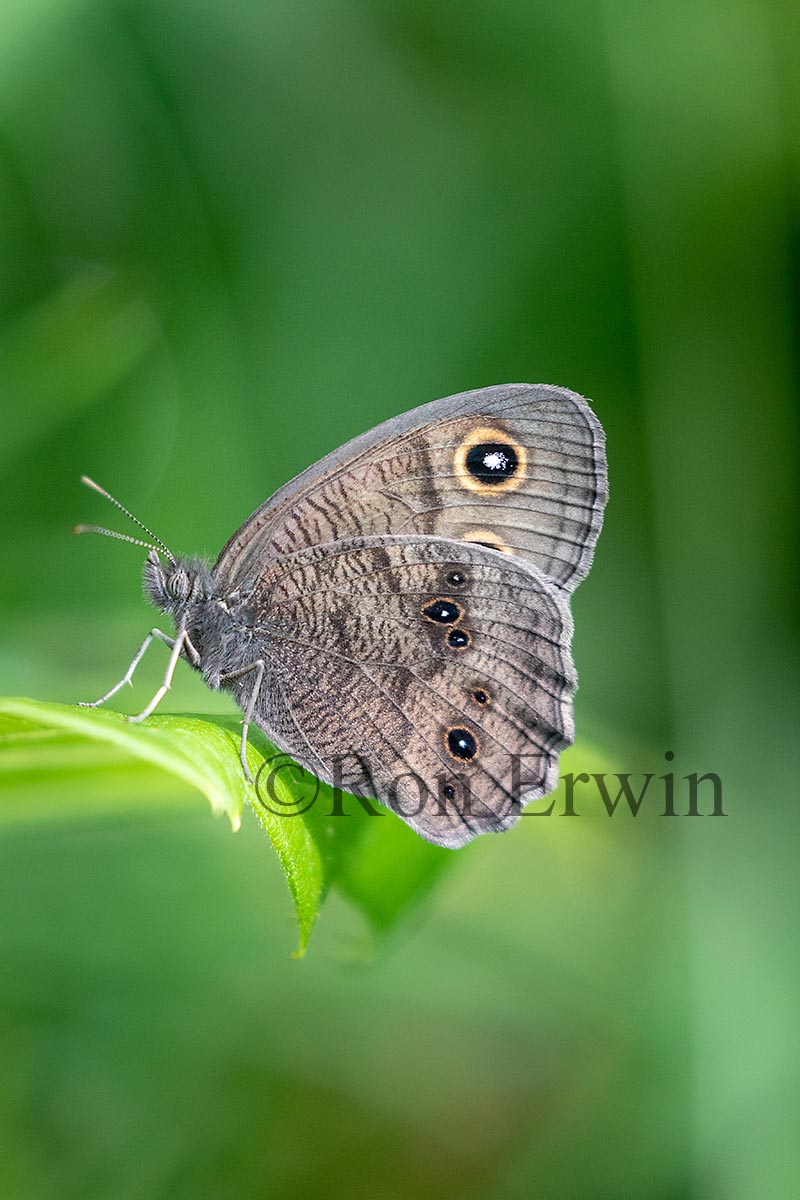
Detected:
left=127, top=627, right=199, bottom=724
left=219, top=659, right=266, bottom=784
left=79, top=628, right=177, bottom=708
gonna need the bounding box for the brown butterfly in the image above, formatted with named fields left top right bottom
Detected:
left=77, top=384, right=608, bottom=847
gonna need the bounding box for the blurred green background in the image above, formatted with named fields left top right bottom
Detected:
left=1, top=1, right=798, bottom=1197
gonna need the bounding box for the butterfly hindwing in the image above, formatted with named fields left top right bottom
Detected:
left=235, top=536, right=575, bottom=847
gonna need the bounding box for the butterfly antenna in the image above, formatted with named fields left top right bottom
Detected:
left=73, top=524, right=165, bottom=554
left=77, top=476, right=176, bottom=562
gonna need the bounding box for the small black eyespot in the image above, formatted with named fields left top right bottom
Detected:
left=423, top=599, right=460, bottom=624
left=447, top=629, right=470, bottom=649
left=465, top=441, right=519, bottom=484
left=447, top=727, right=478, bottom=760
left=446, top=570, right=466, bottom=587
left=472, top=688, right=489, bottom=705
left=443, top=784, right=455, bottom=800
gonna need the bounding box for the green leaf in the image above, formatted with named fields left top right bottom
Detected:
left=0, top=697, right=454, bottom=954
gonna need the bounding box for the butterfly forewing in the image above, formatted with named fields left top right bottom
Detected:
left=215, top=384, right=607, bottom=595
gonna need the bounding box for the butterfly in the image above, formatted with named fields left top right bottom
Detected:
left=76, top=384, right=607, bottom=848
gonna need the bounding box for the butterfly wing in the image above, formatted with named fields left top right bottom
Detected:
left=238, top=536, right=576, bottom=848
left=215, top=383, right=607, bottom=596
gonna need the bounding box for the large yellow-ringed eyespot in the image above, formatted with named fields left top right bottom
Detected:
left=453, top=426, right=526, bottom=494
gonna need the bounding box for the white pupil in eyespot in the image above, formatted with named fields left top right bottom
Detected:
left=483, top=451, right=508, bottom=471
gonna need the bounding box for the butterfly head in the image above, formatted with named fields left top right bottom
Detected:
left=74, top=476, right=215, bottom=625
left=144, top=549, right=214, bottom=619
